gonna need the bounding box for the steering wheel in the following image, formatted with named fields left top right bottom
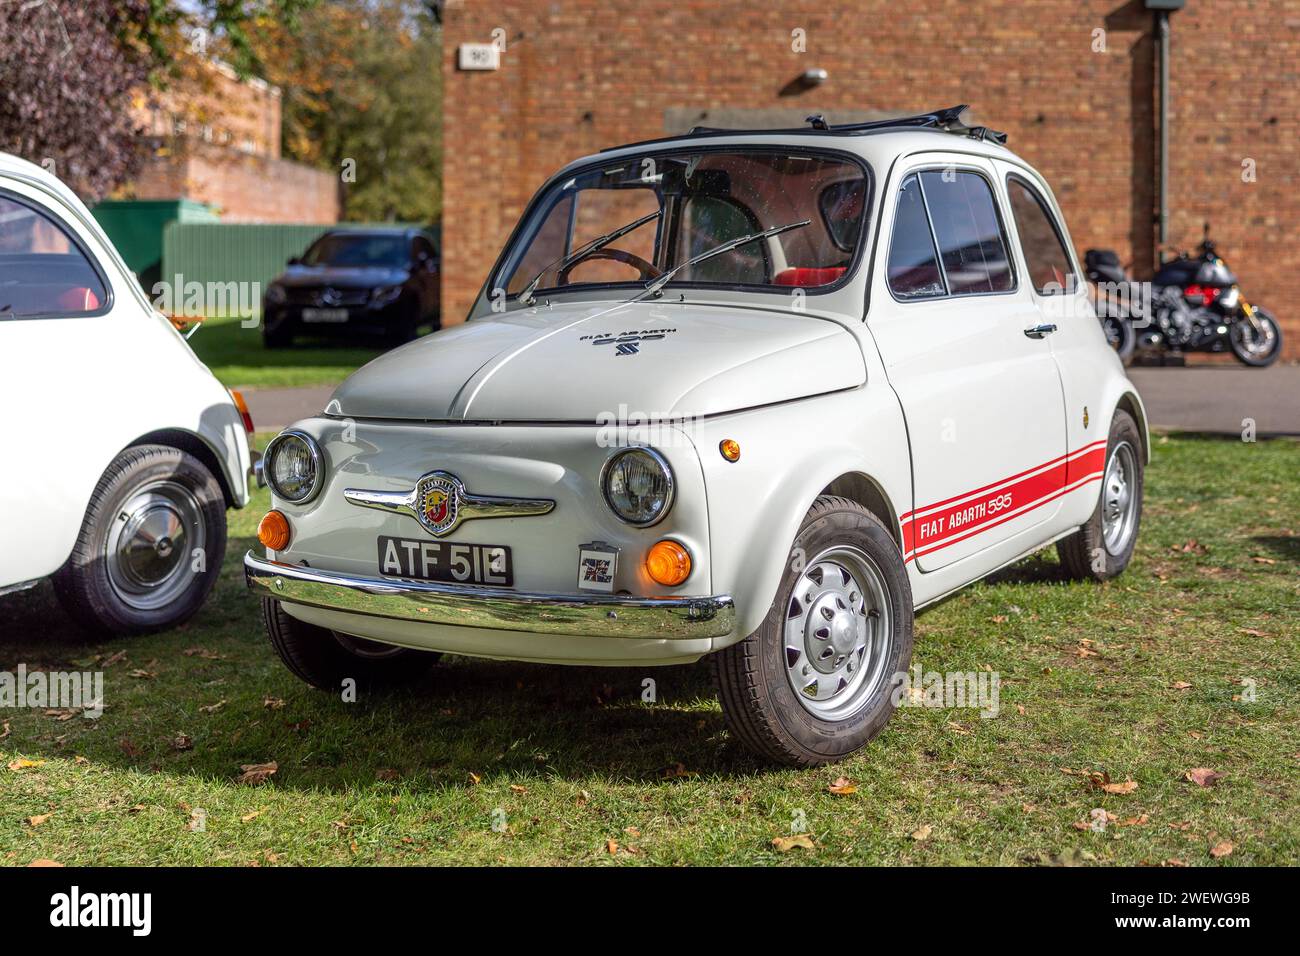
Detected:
left=558, top=248, right=662, bottom=285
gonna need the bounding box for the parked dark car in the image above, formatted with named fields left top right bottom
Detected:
left=262, top=227, right=440, bottom=348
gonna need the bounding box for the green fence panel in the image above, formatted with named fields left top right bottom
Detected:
left=160, top=222, right=419, bottom=317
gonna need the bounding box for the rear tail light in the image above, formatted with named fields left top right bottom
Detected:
left=230, top=389, right=255, bottom=434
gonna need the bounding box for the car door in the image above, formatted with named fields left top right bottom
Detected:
left=868, top=156, right=1067, bottom=573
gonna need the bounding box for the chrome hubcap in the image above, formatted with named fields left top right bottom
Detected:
left=332, top=631, right=408, bottom=660
left=783, top=546, right=893, bottom=721
left=105, top=480, right=205, bottom=610
left=1101, top=441, right=1138, bottom=555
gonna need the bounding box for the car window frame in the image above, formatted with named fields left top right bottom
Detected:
left=1004, top=172, right=1078, bottom=297
left=491, top=144, right=875, bottom=304
left=0, top=186, right=114, bottom=321
left=885, top=163, right=1019, bottom=305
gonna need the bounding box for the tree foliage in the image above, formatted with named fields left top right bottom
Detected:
left=0, top=0, right=158, bottom=199
left=250, top=0, right=442, bottom=223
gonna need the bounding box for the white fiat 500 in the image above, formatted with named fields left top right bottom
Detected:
left=247, top=108, right=1147, bottom=765
left=0, top=152, right=254, bottom=633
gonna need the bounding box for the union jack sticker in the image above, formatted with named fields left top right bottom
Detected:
left=577, top=542, right=618, bottom=592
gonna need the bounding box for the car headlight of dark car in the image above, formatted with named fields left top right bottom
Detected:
left=371, top=285, right=404, bottom=306
left=264, top=430, right=324, bottom=504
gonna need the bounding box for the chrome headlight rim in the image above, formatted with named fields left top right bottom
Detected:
left=264, top=429, right=325, bottom=505
left=600, top=446, right=675, bottom=528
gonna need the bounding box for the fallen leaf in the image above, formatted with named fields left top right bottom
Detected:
left=1101, top=779, right=1139, bottom=795
left=1250, top=556, right=1276, bottom=565
left=911, top=824, right=933, bottom=841
left=1016, top=704, right=1026, bottom=716
left=990, top=615, right=1008, bottom=624
left=7, top=759, right=43, bottom=771
left=1118, top=814, right=1150, bottom=827
left=659, top=762, right=696, bottom=780
left=1171, top=681, right=1192, bottom=690
left=605, top=839, right=619, bottom=855
left=1184, top=768, right=1224, bottom=787
left=1209, top=841, right=1234, bottom=859
left=467, top=771, right=481, bottom=785
left=1021, top=803, right=1037, bottom=813
left=1173, top=540, right=1207, bottom=555
left=187, top=809, right=206, bottom=831
left=1162, top=858, right=1187, bottom=867
left=509, top=784, right=527, bottom=794
left=27, top=813, right=52, bottom=827
left=43, top=708, right=78, bottom=721
left=119, top=738, right=141, bottom=758
left=127, top=805, right=146, bottom=814
left=0, top=721, right=8, bottom=740
left=236, top=761, right=278, bottom=785
left=200, top=700, right=227, bottom=714
left=182, top=647, right=224, bottom=660
left=772, top=834, right=816, bottom=852
left=128, top=669, right=156, bottom=680
left=241, top=810, right=262, bottom=823
left=263, top=697, right=286, bottom=710
left=101, top=650, right=127, bottom=666
left=828, top=777, right=857, bottom=795
left=624, top=826, right=641, bottom=838
left=375, top=769, right=400, bottom=781
left=1237, top=627, right=1266, bottom=637
left=28, top=859, right=63, bottom=867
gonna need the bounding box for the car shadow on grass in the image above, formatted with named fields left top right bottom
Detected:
left=1250, top=535, right=1300, bottom=565
left=0, top=540, right=768, bottom=787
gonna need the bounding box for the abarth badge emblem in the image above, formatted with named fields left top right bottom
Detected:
left=344, top=470, right=555, bottom=537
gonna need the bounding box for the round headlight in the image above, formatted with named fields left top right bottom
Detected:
left=265, top=430, right=323, bottom=504
left=602, top=448, right=673, bottom=526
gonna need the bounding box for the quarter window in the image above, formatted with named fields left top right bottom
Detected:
left=0, top=192, right=108, bottom=318
left=1007, top=176, right=1077, bottom=294
left=886, top=175, right=945, bottom=299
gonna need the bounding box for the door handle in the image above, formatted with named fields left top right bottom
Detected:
left=1023, top=323, right=1058, bottom=339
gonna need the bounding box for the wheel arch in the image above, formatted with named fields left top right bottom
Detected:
left=1114, top=389, right=1150, bottom=464
left=126, top=428, right=237, bottom=508
left=819, top=471, right=905, bottom=551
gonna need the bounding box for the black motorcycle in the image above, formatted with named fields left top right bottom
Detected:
left=1085, top=226, right=1283, bottom=367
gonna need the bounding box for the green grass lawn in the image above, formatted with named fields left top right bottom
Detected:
left=1, top=434, right=1296, bottom=866
left=187, top=316, right=389, bottom=389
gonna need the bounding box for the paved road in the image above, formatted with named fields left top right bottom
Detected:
left=243, top=365, right=1299, bottom=436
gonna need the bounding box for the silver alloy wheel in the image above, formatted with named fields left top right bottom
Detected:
left=783, top=545, right=894, bottom=721
left=1101, top=441, right=1139, bottom=555
left=104, top=479, right=206, bottom=611
left=332, top=631, right=409, bottom=660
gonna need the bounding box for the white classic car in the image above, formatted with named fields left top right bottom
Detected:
left=0, top=152, right=254, bottom=633
left=247, top=108, right=1147, bottom=765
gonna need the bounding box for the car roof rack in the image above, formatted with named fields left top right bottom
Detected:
left=601, top=105, right=1007, bottom=152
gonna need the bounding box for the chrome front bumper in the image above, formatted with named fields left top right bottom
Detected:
left=244, top=552, right=735, bottom=640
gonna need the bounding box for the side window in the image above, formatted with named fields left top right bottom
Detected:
left=887, top=174, right=945, bottom=299
left=0, top=192, right=108, bottom=318
left=1007, top=176, right=1077, bottom=294
left=918, top=171, right=1014, bottom=295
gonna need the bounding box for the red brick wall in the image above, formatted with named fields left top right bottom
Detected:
left=442, top=1, right=1299, bottom=358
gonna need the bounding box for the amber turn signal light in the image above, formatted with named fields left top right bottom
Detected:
left=719, top=439, right=741, bottom=462
left=257, top=510, right=291, bottom=551
left=645, top=539, right=691, bottom=586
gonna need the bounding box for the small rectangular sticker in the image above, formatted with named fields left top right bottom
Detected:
left=577, top=542, right=618, bottom=592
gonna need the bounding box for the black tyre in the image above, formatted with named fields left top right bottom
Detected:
left=262, top=598, right=439, bottom=692
left=1101, top=316, right=1136, bottom=365
left=53, top=445, right=226, bottom=635
left=1229, top=308, right=1282, bottom=367
left=713, top=496, right=914, bottom=766
left=263, top=326, right=293, bottom=349
left=1057, top=409, right=1143, bottom=581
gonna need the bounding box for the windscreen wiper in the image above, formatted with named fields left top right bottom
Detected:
left=640, top=219, right=811, bottom=299
left=517, top=209, right=661, bottom=305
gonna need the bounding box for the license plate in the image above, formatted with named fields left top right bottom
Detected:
left=377, top=536, right=512, bottom=586
left=302, top=307, right=349, bottom=323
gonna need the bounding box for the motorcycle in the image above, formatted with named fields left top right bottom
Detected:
left=1085, top=225, right=1283, bottom=367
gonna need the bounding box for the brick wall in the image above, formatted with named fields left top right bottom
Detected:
left=442, top=0, right=1299, bottom=358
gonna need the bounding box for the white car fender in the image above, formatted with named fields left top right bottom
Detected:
left=689, top=384, right=913, bottom=645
